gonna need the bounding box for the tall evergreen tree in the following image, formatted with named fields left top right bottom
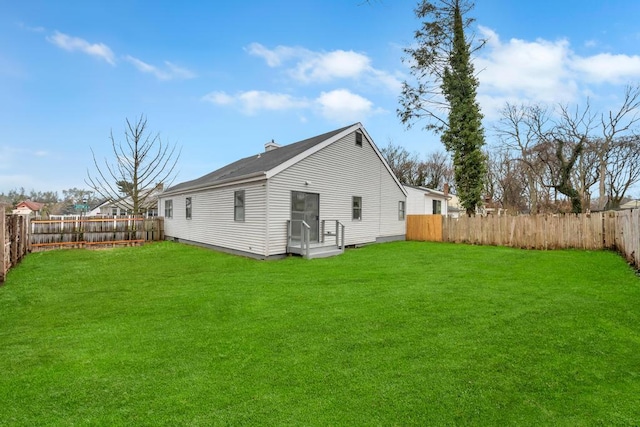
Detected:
left=440, top=1, right=486, bottom=215
left=399, top=0, right=486, bottom=215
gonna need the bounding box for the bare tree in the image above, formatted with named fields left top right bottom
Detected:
left=380, top=142, right=424, bottom=186
left=605, top=135, right=640, bottom=209
left=484, top=149, right=528, bottom=213
left=422, top=150, right=454, bottom=190
left=494, top=103, right=549, bottom=213
left=596, top=85, right=640, bottom=209
left=86, top=115, right=180, bottom=215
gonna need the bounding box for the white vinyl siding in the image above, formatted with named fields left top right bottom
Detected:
left=267, top=131, right=405, bottom=252
left=405, top=186, right=448, bottom=215
left=160, top=181, right=268, bottom=256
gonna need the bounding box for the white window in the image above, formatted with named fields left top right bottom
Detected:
left=234, top=190, right=245, bottom=222
left=352, top=196, right=362, bottom=220
left=433, top=199, right=442, bottom=214
left=164, top=200, right=173, bottom=218
left=186, top=197, right=192, bottom=219
left=398, top=201, right=405, bottom=220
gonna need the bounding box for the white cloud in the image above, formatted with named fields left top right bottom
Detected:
left=245, top=42, right=300, bottom=67
left=316, top=89, right=375, bottom=122
left=476, top=26, right=576, bottom=112
left=165, top=61, right=196, bottom=79
left=18, top=22, right=45, bottom=33
left=202, top=91, right=234, bottom=105
left=203, top=88, right=377, bottom=123
left=571, top=53, right=640, bottom=84
left=475, top=26, right=640, bottom=119
left=291, top=50, right=371, bottom=82
left=203, top=90, right=309, bottom=114
left=125, top=55, right=195, bottom=80
left=47, top=31, right=116, bottom=65
left=246, top=43, right=401, bottom=92
left=238, top=91, right=308, bottom=114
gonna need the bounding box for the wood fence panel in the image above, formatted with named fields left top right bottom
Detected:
left=439, top=211, right=639, bottom=270
left=1, top=214, right=5, bottom=283
left=1, top=215, right=29, bottom=284
left=30, top=217, right=163, bottom=251
left=406, top=215, right=443, bottom=241
left=616, top=209, right=640, bottom=268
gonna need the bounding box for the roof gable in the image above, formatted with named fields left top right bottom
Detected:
left=164, top=123, right=406, bottom=196
left=165, top=124, right=354, bottom=194
left=16, top=200, right=45, bottom=211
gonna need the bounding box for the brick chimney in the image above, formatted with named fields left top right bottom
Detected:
left=443, top=183, right=449, bottom=197
left=264, top=139, right=281, bottom=152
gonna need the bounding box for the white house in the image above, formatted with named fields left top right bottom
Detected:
left=87, top=185, right=163, bottom=217
left=158, top=123, right=407, bottom=259
left=13, top=200, right=45, bottom=218
left=404, top=185, right=450, bottom=216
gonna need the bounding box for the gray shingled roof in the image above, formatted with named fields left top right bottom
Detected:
left=165, top=124, right=356, bottom=193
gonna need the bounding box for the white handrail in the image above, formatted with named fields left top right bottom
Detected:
left=287, top=219, right=311, bottom=258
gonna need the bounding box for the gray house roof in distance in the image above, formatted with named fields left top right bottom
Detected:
left=164, top=124, right=356, bottom=194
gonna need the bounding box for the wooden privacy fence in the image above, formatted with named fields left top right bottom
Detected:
left=30, top=217, right=164, bottom=251
left=1, top=215, right=29, bottom=283
left=406, top=214, right=443, bottom=241
left=407, top=210, right=640, bottom=270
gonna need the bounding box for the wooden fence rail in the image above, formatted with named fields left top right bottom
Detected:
left=407, top=210, right=640, bottom=270
left=1, top=215, right=29, bottom=283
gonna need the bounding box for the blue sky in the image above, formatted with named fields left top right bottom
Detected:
left=2, top=0, right=640, bottom=196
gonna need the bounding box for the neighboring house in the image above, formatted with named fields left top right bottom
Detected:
left=13, top=200, right=45, bottom=218
left=158, top=123, right=407, bottom=259
left=447, top=194, right=463, bottom=218
left=619, top=199, right=640, bottom=210
left=87, top=186, right=163, bottom=217
left=404, top=185, right=450, bottom=216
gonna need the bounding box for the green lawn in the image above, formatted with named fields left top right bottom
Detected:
left=1, top=241, right=639, bottom=426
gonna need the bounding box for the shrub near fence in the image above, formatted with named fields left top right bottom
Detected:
left=1, top=215, right=29, bottom=283
left=30, top=217, right=164, bottom=251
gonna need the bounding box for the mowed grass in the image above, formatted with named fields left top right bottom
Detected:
left=1, top=241, right=639, bottom=426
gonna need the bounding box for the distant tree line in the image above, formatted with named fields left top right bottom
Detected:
left=382, top=86, right=640, bottom=214
left=0, top=187, right=99, bottom=216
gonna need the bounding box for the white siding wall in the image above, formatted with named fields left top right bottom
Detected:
left=405, top=186, right=449, bottom=215
left=267, top=132, right=406, bottom=253
left=159, top=181, right=268, bottom=256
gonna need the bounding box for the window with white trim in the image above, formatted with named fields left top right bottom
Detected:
left=355, top=132, right=363, bottom=147
left=398, top=201, right=405, bottom=220
left=352, top=196, right=362, bottom=220
left=186, top=197, right=192, bottom=219
left=432, top=199, right=442, bottom=214
left=234, top=190, right=245, bottom=222
left=164, top=200, right=173, bottom=218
